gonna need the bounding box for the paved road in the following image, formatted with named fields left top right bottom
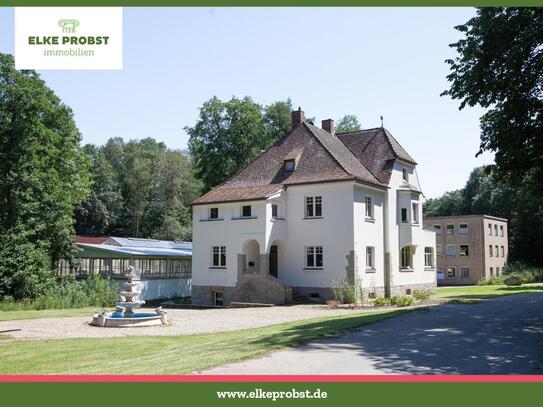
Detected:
left=202, top=292, right=543, bottom=374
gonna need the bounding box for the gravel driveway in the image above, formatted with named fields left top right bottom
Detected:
left=0, top=305, right=389, bottom=340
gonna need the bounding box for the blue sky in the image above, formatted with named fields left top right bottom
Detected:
left=0, top=7, right=492, bottom=198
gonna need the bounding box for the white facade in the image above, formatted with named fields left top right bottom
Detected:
left=192, top=161, right=436, bottom=302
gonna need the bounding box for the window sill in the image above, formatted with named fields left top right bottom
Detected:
left=412, top=222, right=420, bottom=227
left=271, top=217, right=285, bottom=221
left=303, top=267, right=323, bottom=271
left=365, top=268, right=376, bottom=273
left=200, top=218, right=224, bottom=222
left=209, top=267, right=227, bottom=270
left=303, top=216, right=323, bottom=220
left=231, top=216, right=258, bottom=220
left=424, top=267, right=435, bottom=271
left=400, top=268, right=414, bottom=272
left=365, top=217, right=375, bottom=223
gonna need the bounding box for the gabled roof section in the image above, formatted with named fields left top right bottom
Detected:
left=192, top=122, right=387, bottom=205
left=337, top=127, right=417, bottom=184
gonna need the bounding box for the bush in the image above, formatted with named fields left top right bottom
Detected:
left=331, top=279, right=363, bottom=305
left=478, top=263, right=543, bottom=286
left=412, top=288, right=432, bottom=302
left=390, top=295, right=414, bottom=307
left=372, top=296, right=391, bottom=307
left=0, top=275, right=118, bottom=311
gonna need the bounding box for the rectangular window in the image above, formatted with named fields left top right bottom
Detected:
left=459, top=223, right=468, bottom=235
left=242, top=205, right=252, bottom=218
left=213, top=291, right=223, bottom=306
left=488, top=223, right=492, bottom=235
left=366, top=246, right=375, bottom=269
left=401, top=208, right=408, bottom=223
left=494, top=224, right=498, bottom=236
left=401, top=246, right=412, bottom=269
left=212, top=246, right=226, bottom=267
left=412, top=203, right=419, bottom=224
left=489, top=245, right=493, bottom=257
left=460, top=244, right=469, bottom=256
left=424, top=247, right=434, bottom=268
left=402, top=168, right=408, bottom=181
left=496, top=267, right=500, bottom=275
left=501, top=246, right=505, bottom=257
left=209, top=207, right=219, bottom=219
left=365, top=196, right=373, bottom=219
left=461, top=267, right=470, bottom=278
left=446, top=224, right=454, bottom=235
left=446, top=244, right=456, bottom=256
left=306, top=246, right=323, bottom=268
left=447, top=267, right=456, bottom=278
left=305, top=196, right=322, bottom=218
left=436, top=244, right=442, bottom=256
left=271, top=204, right=278, bottom=218
left=285, top=159, right=295, bottom=172
left=434, top=225, right=442, bottom=235
left=495, top=245, right=499, bottom=258
left=490, top=267, right=494, bottom=276
left=500, top=225, right=504, bottom=237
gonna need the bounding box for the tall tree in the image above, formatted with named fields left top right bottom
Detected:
left=336, top=114, right=362, bottom=133
left=76, top=138, right=201, bottom=242
left=0, top=53, right=91, bottom=299
left=443, top=8, right=543, bottom=191
left=186, top=96, right=293, bottom=191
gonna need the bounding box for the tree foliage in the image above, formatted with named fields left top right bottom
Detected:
left=0, top=53, right=91, bottom=299
left=444, top=8, right=543, bottom=191
left=424, top=166, right=543, bottom=265
left=336, top=114, right=362, bottom=133
left=186, top=97, right=293, bottom=191
left=76, top=138, right=201, bottom=241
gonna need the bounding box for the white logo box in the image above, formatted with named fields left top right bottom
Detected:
left=15, top=7, right=123, bottom=70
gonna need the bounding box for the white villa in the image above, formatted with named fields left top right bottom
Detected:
left=191, top=109, right=436, bottom=306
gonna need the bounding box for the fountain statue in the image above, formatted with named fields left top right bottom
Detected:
left=91, top=266, right=168, bottom=327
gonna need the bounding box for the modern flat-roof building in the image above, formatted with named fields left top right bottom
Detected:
left=56, top=236, right=192, bottom=300
left=423, top=215, right=508, bottom=285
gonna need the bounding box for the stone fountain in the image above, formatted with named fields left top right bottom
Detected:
left=91, top=266, right=168, bottom=327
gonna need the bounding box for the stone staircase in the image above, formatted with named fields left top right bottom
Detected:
left=233, top=272, right=293, bottom=305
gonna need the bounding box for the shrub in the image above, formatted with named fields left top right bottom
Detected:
left=390, top=295, right=414, bottom=307
left=331, top=279, right=363, bottom=305
left=478, top=263, right=543, bottom=286
left=0, top=275, right=118, bottom=311
left=412, top=288, right=432, bottom=302
left=372, top=296, right=391, bottom=307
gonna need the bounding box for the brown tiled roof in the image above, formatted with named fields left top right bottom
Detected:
left=337, top=127, right=417, bottom=184
left=193, top=123, right=414, bottom=205
left=75, top=235, right=109, bottom=244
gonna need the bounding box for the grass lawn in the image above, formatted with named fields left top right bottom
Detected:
left=0, top=307, right=101, bottom=322
left=433, top=283, right=543, bottom=302
left=0, top=308, right=410, bottom=374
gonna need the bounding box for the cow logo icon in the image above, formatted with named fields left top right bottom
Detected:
left=58, top=19, right=80, bottom=33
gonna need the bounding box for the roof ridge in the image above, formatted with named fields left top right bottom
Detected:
left=305, top=123, right=384, bottom=186
left=336, top=127, right=383, bottom=136
left=303, top=122, right=354, bottom=178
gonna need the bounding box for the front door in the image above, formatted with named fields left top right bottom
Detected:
left=269, top=245, right=278, bottom=278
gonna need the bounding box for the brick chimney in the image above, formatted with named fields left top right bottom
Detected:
left=291, top=107, right=305, bottom=129
left=322, top=119, right=335, bottom=135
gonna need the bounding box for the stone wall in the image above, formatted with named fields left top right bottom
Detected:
left=389, top=281, right=436, bottom=297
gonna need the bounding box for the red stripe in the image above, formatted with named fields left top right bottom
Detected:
left=0, top=375, right=542, bottom=382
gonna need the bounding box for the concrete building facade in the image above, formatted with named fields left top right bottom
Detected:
left=191, top=109, right=436, bottom=306
left=423, top=215, right=508, bottom=285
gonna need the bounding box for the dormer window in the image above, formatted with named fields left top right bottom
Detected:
left=285, top=159, right=295, bottom=172
left=402, top=168, right=408, bottom=182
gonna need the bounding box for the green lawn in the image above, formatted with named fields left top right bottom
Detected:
left=0, top=307, right=101, bottom=322
left=433, top=283, right=543, bottom=301
left=0, top=309, right=409, bottom=374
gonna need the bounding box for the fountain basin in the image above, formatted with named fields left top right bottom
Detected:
left=90, top=309, right=167, bottom=328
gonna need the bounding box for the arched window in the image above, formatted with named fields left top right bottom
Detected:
left=400, top=246, right=413, bottom=269
left=424, top=247, right=434, bottom=268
